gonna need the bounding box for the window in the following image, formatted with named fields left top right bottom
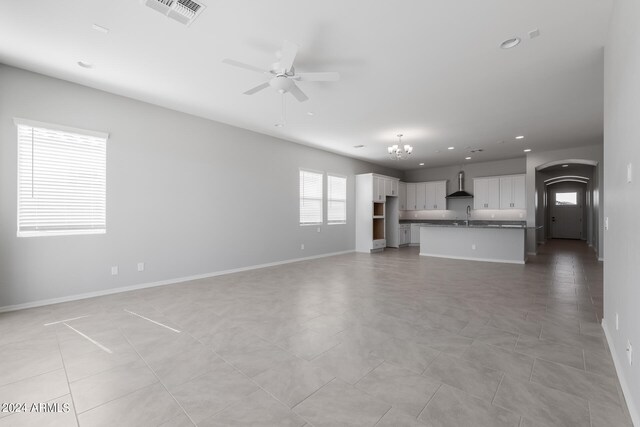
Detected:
left=15, top=119, right=108, bottom=237
left=300, top=170, right=323, bottom=225
left=555, top=192, right=578, bottom=206
left=327, top=175, right=347, bottom=224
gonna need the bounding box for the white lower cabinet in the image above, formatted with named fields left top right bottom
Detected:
left=399, top=224, right=411, bottom=246
left=410, top=224, right=421, bottom=245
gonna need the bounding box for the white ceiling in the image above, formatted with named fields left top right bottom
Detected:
left=0, top=0, right=612, bottom=170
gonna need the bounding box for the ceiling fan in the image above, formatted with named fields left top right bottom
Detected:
left=222, top=40, right=340, bottom=102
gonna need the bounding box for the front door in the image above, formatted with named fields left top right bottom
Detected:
left=550, top=185, right=584, bottom=239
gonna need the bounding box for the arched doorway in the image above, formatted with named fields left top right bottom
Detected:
left=535, top=160, right=599, bottom=249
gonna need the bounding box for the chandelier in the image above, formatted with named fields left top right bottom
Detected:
left=388, top=134, right=413, bottom=160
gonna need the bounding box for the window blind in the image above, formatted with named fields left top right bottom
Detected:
left=15, top=119, right=108, bottom=237
left=300, top=170, right=323, bottom=225
left=327, top=175, right=346, bottom=224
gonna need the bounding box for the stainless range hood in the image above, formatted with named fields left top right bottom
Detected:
left=446, top=171, right=474, bottom=199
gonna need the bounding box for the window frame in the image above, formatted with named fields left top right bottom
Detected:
left=327, top=173, right=347, bottom=225
left=14, top=118, right=109, bottom=238
left=299, top=168, right=324, bottom=226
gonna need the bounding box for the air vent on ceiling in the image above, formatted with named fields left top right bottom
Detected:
left=144, top=0, right=205, bottom=26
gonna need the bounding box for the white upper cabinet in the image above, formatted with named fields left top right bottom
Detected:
left=425, top=181, right=447, bottom=210
left=500, top=175, right=526, bottom=209
left=513, top=175, right=526, bottom=209
left=475, top=174, right=525, bottom=210
left=398, top=180, right=447, bottom=211
left=416, top=183, right=427, bottom=210
left=406, top=183, right=417, bottom=211
left=373, top=176, right=384, bottom=202
left=398, top=182, right=407, bottom=210
left=474, top=177, right=500, bottom=209
left=383, top=178, right=393, bottom=196
left=391, top=179, right=399, bottom=197
left=435, top=181, right=447, bottom=210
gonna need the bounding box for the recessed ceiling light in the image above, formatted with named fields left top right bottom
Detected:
left=448, top=147, right=455, bottom=150
left=77, top=61, right=93, bottom=69
left=419, top=163, right=425, bottom=166
left=92, top=24, right=110, bottom=34
left=500, top=37, right=521, bottom=49
left=562, top=164, right=569, bottom=168
left=353, top=144, right=364, bottom=148
left=465, top=157, right=472, bottom=160
left=524, top=149, right=532, bottom=152
left=307, top=112, right=314, bottom=116
left=515, top=135, right=524, bottom=140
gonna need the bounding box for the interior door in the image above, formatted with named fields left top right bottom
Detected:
left=550, top=186, right=583, bottom=239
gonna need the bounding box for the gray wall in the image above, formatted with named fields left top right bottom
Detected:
left=525, top=144, right=603, bottom=256
left=604, top=0, right=640, bottom=422
left=401, top=157, right=527, bottom=221
left=0, top=65, right=400, bottom=309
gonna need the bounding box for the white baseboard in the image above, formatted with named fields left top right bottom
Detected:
left=602, top=319, right=639, bottom=426
left=0, top=250, right=355, bottom=313
left=419, top=252, right=525, bottom=265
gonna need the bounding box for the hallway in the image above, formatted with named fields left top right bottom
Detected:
left=0, top=240, right=632, bottom=426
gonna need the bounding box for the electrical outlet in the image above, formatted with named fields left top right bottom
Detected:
left=519, top=213, right=524, bottom=218
left=605, top=217, right=609, bottom=230
left=414, top=213, right=418, bottom=218
left=111, top=266, right=118, bottom=276
left=317, top=227, right=321, bottom=233
left=137, top=262, right=145, bottom=272
left=301, top=244, right=305, bottom=250
left=616, top=313, right=619, bottom=331
left=627, top=340, right=633, bottom=365
left=471, top=244, right=476, bottom=250
left=491, top=214, right=495, bottom=218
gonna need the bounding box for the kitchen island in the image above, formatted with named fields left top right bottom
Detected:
left=418, top=222, right=529, bottom=264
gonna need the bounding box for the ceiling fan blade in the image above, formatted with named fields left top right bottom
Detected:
left=288, top=83, right=309, bottom=102
left=243, top=82, right=270, bottom=95
left=293, top=72, right=340, bottom=82
left=222, top=58, right=269, bottom=74
left=279, top=40, right=299, bottom=72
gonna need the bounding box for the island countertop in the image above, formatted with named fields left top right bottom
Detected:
left=400, top=220, right=541, bottom=230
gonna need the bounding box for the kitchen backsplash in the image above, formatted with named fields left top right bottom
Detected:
left=398, top=198, right=526, bottom=221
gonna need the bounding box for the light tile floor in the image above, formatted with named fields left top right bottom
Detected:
left=0, top=240, right=633, bottom=426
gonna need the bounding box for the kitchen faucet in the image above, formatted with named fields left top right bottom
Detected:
left=466, top=205, right=471, bottom=226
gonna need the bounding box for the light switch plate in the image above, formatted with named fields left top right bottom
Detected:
left=111, top=266, right=118, bottom=276
left=628, top=163, right=633, bottom=183
left=605, top=217, right=609, bottom=230
left=627, top=340, right=633, bottom=365
left=137, top=262, right=145, bottom=272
